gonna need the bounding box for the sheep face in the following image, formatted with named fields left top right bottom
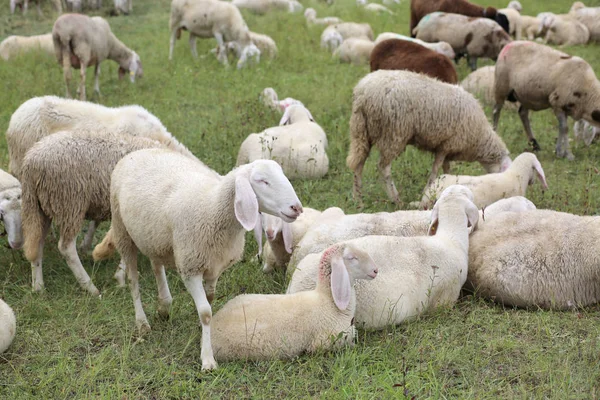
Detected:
left=0, top=187, right=23, bottom=250
left=304, top=8, right=317, bottom=19
left=341, top=245, right=378, bottom=282
left=508, top=1, right=522, bottom=12
left=237, top=44, right=261, bottom=69
left=262, top=213, right=283, bottom=241
left=495, top=12, right=510, bottom=34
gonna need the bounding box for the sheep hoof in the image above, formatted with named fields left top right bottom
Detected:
left=84, top=282, right=100, bottom=297
left=157, top=307, right=171, bottom=320
left=136, top=320, right=151, bottom=335
left=201, top=357, right=218, bottom=371
left=529, top=139, right=541, bottom=152
left=262, top=263, right=273, bottom=273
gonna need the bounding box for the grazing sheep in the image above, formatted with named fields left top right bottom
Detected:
left=574, top=119, right=599, bottom=146
left=321, top=23, right=374, bottom=51
left=370, top=39, right=458, bottom=84
left=304, top=8, right=342, bottom=25
left=0, top=169, right=23, bottom=250
left=11, top=0, right=62, bottom=15
left=169, top=0, right=261, bottom=68
left=100, top=149, right=302, bottom=370
left=222, top=31, right=277, bottom=60
left=498, top=1, right=522, bottom=39
left=333, top=38, right=375, bottom=65
left=232, top=0, right=303, bottom=14
left=374, top=32, right=456, bottom=59
left=52, top=14, right=143, bottom=101
left=569, top=2, right=600, bottom=42
left=236, top=105, right=329, bottom=179
left=460, top=66, right=517, bottom=110
left=410, top=0, right=510, bottom=36
left=416, top=152, right=548, bottom=210
left=347, top=70, right=511, bottom=205
left=413, top=12, right=512, bottom=71
left=493, top=41, right=600, bottom=159
left=0, top=298, right=16, bottom=353
left=0, top=34, right=54, bottom=61
left=21, top=131, right=166, bottom=296
left=320, top=29, right=344, bottom=51
left=288, top=186, right=478, bottom=329
left=211, top=244, right=377, bottom=361
left=259, top=88, right=304, bottom=112
left=114, top=0, right=132, bottom=14
left=467, top=209, right=600, bottom=309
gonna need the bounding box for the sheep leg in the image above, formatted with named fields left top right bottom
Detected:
left=23, top=0, right=28, bottom=14
left=442, top=160, right=451, bottom=174
left=152, top=261, right=172, bottom=318
left=427, top=152, right=447, bottom=189
left=214, top=32, right=229, bottom=66
left=555, top=111, right=574, bottom=160
left=378, top=159, right=400, bottom=205
left=79, top=220, right=97, bottom=251
left=78, top=63, right=87, bottom=101
left=467, top=55, right=478, bottom=71
left=30, top=219, right=51, bottom=292
left=62, top=51, right=72, bottom=99
left=113, top=259, right=127, bottom=287
left=169, top=28, right=178, bottom=61
left=492, top=103, right=503, bottom=130
left=204, top=277, right=218, bottom=304
left=58, top=238, right=100, bottom=296
left=351, top=159, right=365, bottom=206
left=183, top=275, right=217, bottom=370
left=189, top=33, right=198, bottom=59
left=123, top=244, right=150, bottom=333
left=518, top=106, right=541, bottom=151
left=93, top=64, right=101, bottom=97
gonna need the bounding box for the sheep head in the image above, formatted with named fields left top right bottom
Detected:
left=0, top=187, right=22, bottom=249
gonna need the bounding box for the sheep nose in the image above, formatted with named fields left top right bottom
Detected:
left=9, top=240, right=22, bottom=250
left=266, top=229, right=274, bottom=240
left=373, top=269, right=379, bottom=274
left=290, top=204, right=303, bottom=215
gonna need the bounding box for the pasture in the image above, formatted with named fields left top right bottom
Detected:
left=1, top=0, right=600, bottom=397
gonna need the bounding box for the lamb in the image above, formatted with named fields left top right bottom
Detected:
left=467, top=209, right=600, bottom=309
left=333, top=38, right=375, bottom=65
left=370, top=39, right=458, bottom=84
left=519, top=15, right=543, bottom=40
left=0, top=34, right=54, bottom=61
left=114, top=0, right=132, bottom=14
left=493, top=41, right=600, bottom=159
left=320, top=29, right=344, bottom=51
left=259, top=88, right=304, bottom=112
left=21, top=131, right=166, bottom=296
left=211, top=244, right=377, bottom=362
left=304, top=8, right=342, bottom=25
left=0, top=169, right=23, bottom=250
left=231, top=0, right=303, bottom=14
left=498, top=1, right=522, bottom=40
left=222, top=31, right=277, bottom=60
left=413, top=12, right=512, bottom=71
left=321, top=23, right=374, bottom=51
left=539, top=12, right=589, bottom=46
left=574, top=119, right=599, bottom=146
left=169, top=0, right=261, bottom=68
left=52, top=14, right=143, bottom=101
left=410, top=0, right=510, bottom=36
left=96, top=149, right=302, bottom=370
left=347, top=70, right=511, bottom=205
left=236, top=105, right=329, bottom=180
left=569, top=2, right=600, bottom=42
left=288, top=186, right=477, bottom=330
left=0, top=298, right=16, bottom=353
left=374, top=32, right=456, bottom=59
left=460, top=66, right=517, bottom=110
left=415, top=152, right=548, bottom=210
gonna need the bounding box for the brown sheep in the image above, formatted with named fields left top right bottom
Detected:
left=410, top=0, right=510, bottom=36
left=369, top=39, right=458, bottom=84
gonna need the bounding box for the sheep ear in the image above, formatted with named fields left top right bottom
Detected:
left=466, top=201, right=480, bottom=234
left=427, top=207, right=439, bottom=236
left=279, top=107, right=292, bottom=126
left=305, top=108, right=315, bottom=122
left=282, top=222, right=293, bottom=254
left=533, top=159, right=548, bottom=190
left=254, top=213, right=263, bottom=256
left=234, top=175, right=259, bottom=231
left=330, top=252, right=351, bottom=311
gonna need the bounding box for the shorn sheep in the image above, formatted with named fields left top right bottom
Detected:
left=410, top=0, right=510, bottom=36
left=370, top=39, right=458, bottom=84
left=0, top=298, right=16, bottom=353
left=347, top=70, right=511, bottom=205
left=98, top=150, right=302, bottom=370
left=374, top=32, right=455, bottom=59
left=493, top=41, right=600, bottom=159
left=333, top=38, right=375, bottom=65
left=52, top=14, right=143, bottom=101
left=21, top=131, right=165, bottom=296
left=416, top=152, right=548, bottom=210
left=169, top=0, right=261, bottom=68
left=467, top=209, right=600, bottom=309
left=288, top=186, right=478, bottom=330
left=0, top=34, right=54, bottom=61
left=0, top=169, right=23, bottom=250
left=211, top=244, right=377, bottom=362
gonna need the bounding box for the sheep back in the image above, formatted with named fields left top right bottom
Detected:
left=410, top=0, right=509, bottom=33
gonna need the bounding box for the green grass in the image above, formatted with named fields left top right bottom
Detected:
left=1, top=0, right=600, bottom=398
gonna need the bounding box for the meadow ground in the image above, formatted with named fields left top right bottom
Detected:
left=1, top=0, right=600, bottom=398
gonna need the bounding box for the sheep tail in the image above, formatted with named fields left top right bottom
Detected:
left=346, top=109, right=370, bottom=171
left=22, top=180, right=48, bottom=263
left=92, top=228, right=117, bottom=261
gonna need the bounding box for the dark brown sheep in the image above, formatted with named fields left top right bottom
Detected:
left=410, top=0, right=509, bottom=36
left=370, top=39, right=458, bottom=84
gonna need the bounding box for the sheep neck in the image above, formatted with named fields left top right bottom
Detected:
left=434, top=206, right=470, bottom=255
left=107, top=33, right=132, bottom=68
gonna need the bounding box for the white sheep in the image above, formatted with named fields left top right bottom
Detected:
left=169, top=0, right=261, bottom=68
left=259, top=88, right=304, bottom=113
left=321, top=23, right=374, bottom=51
left=288, top=186, right=478, bottom=329
left=114, top=0, right=132, bottom=14
left=304, top=8, right=342, bottom=26
left=374, top=32, right=455, bottom=59
left=415, top=152, right=548, bottom=209
left=574, top=119, right=599, bottom=146
left=538, top=12, right=589, bottom=46
left=10, top=0, right=61, bottom=15
left=333, top=38, right=375, bottom=65
left=519, top=15, right=543, bottom=40
left=0, top=169, right=23, bottom=250
left=222, top=31, right=277, bottom=60
left=232, top=0, right=303, bottom=14
left=569, top=2, right=600, bottom=42
left=357, top=0, right=394, bottom=15
left=236, top=105, right=329, bottom=180
left=52, top=14, right=142, bottom=101
left=320, top=29, right=344, bottom=51
left=498, top=1, right=523, bottom=40
left=97, top=150, right=302, bottom=370
left=460, top=66, right=517, bottom=110
left=0, top=298, right=16, bottom=353
left=0, top=34, right=54, bottom=61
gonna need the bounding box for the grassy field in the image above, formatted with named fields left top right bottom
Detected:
left=1, top=0, right=600, bottom=398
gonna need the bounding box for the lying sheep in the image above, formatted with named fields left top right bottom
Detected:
left=99, top=150, right=302, bottom=370
left=0, top=169, right=23, bottom=250
left=498, top=1, right=522, bottom=39
left=320, top=29, right=344, bottom=51
left=259, top=88, right=303, bottom=113
left=333, top=38, right=375, bottom=65
left=0, top=298, right=16, bottom=353
left=574, top=119, right=599, bottom=146
left=374, top=32, right=456, bottom=59
left=416, top=152, right=548, bottom=210
left=321, top=23, right=374, bottom=51
left=236, top=105, right=329, bottom=180
left=358, top=1, right=394, bottom=15
left=0, top=34, right=54, bottom=61
left=539, top=12, right=589, bottom=46
left=304, top=8, right=342, bottom=25
left=232, top=0, right=303, bottom=14
left=493, top=41, right=600, bottom=159
left=169, top=0, right=260, bottom=68
left=114, top=0, right=132, bottom=14
left=21, top=131, right=165, bottom=296
left=52, top=14, right=143, bottom=101
left=370, top=39, right=458, bottom=84
left=410, top=0, right=510, bottom=36
left=460, top=66, right=517, bottom=110
left=413, top=12, right=512, bottom=71
left=348, top=70, right=511, bottom=205
left=519, top=15, right=543, bottom=40
left=221, top=31, right=277, bottom=60
left=467, top=209, right=600, bottom=309
left=569, top=2, right=600, bottom=42
left=288, top=186, right=477, bottom=330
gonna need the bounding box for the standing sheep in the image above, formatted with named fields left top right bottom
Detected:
left=493, top=41, right=600, bottom=159
left=460, top=66, right=517, bottom=110
left=103, top=150, right=302, bottom=370
left=498, top=1, right=522, bottom=40
left=0, top=34, right=54, bottom=61
left=321, top=23, right=374, bottom=51
left=347, top=70, right=511, bottom=205
left=0, top=298, right=16, bottom=353
left=232, top=0, right=303, bottom=14
left=52, top=14, right=143, bottom=101
left=370, top=39, right=458, bottom=84
left=0, top=169, right=23, bottom=250
left=304, top=8, right=342, bottom=25
left=374, top=32, right=456, bottom=59
left=333, top=38, right=375, bottom=65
